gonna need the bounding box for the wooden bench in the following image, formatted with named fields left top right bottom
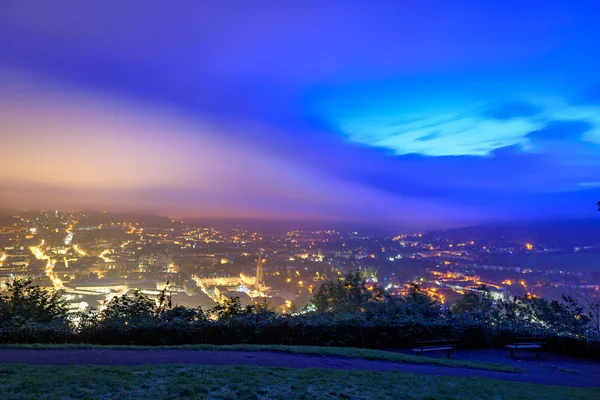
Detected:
left=505, top=337, right=547, bottom=358
left=411, top=339, right=458, bottom=359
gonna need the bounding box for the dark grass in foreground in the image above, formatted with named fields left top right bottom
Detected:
left=0, top=364, right=597, bottom=400
left=0, top=343, right=520, bottom=372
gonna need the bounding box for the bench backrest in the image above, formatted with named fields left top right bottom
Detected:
left=512, top=337, right=547, bottom=346
left=416, top=339, right=458, bottom=349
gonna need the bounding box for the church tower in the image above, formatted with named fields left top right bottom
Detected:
left=255, top=252, right=263, bottom=291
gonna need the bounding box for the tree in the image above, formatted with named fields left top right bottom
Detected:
left=93, top=281, right=177, bottom=327
left=452, top=292, right=487, bottom=315
left=344, top=269, right=370, bottom=311
left=311, top=277, right=351, bottom=312
left=505, top=294, right=590, bottom=334
left=451, top=285, right=495, bottom=323
left=310, top=269, right=385, bottom=313
left=563, top=290, right=600, bottom=334
left=0, top=278, right=69, bottom=327
left=206, top=296, right=275, bottom=320
left=98, top=290, right=158, bottom=327
left=160, top=306, right=204, bottom=325
left=402, top=284, right=440, bottom=319
left=310, top=270, right=436, bottom=318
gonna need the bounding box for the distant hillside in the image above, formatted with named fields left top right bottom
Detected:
left=0, top=215, right=19, bottom=225
left=430, top=219, right=600, bottom=247
left=80, top=212, right=172, bottom=227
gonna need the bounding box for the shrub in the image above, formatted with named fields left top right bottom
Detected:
left=0, top=279, right=70, bottom=328
left=1, top=278, right=599, bottom=358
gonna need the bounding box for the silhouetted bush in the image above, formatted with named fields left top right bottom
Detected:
left=1, top=277, right=599, bottom=358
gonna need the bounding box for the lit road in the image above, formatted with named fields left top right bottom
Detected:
left=29, top=243, right=64, bottom=290
left=72, top=244, right=87, bottom=256
left=99, top=249, right=114, bottom=262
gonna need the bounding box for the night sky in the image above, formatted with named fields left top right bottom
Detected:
left=1, top=1, right=599, bottom=229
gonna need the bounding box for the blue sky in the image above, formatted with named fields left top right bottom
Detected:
left=0, top=1, right=599, bottom=229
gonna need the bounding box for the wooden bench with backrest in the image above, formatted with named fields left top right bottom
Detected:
left=411, top=339, right=458, bottom=359
left=505, top=337, right=547, bottom=358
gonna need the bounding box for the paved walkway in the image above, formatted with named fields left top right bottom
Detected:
left=0, top=348, right=598, bottom=387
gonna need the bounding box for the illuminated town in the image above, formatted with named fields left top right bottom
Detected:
left=1, top=210, right=598, bottom=315
left=2, top=1, right=600, bottom=398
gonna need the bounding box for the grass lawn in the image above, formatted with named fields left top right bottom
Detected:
left=0, top=343, right=520, bottom=372
left=0, top=364, right=596, bottom=400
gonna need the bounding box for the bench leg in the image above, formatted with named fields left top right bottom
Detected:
left=510, top=350, right=514, bottom=358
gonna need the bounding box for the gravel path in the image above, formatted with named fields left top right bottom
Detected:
left=0, top=348, right=598, bottom=387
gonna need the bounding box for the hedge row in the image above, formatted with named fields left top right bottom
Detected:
left=1, top=319, right=599, bottom=358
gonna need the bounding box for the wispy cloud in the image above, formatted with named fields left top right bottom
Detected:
left=0, top=73, right=469, bottom=228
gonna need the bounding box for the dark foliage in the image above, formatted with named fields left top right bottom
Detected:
left=1, top=277, right=599, bottom=358
left=0, top=279, right=70, bottom=328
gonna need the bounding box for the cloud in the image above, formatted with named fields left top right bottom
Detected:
left=579, top=182, right=600, bottom=188
left=527, top=120, right=593, bottom=141
left=316, top=85, right=600, bottom=167
left=485, top=102, right=542, bottom=120
left=1, top=0, right=600, bottom=226
left=2, top=72, right=600, bottom=226
left=340, top=113, right=539, bottom=157
left=415, top=131, right=441, bottom=142
left=0, top=1, right=578, bottom=87
left=0, top=73, right=470, bottom=228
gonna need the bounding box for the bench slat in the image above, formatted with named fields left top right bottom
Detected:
left=505, top=344, right=543, bottom=349
left=412, top=346, right=454, bottom=352
left=417, top=339, right=458, bottom=344
left=507, top=338, right=546, bottom=358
